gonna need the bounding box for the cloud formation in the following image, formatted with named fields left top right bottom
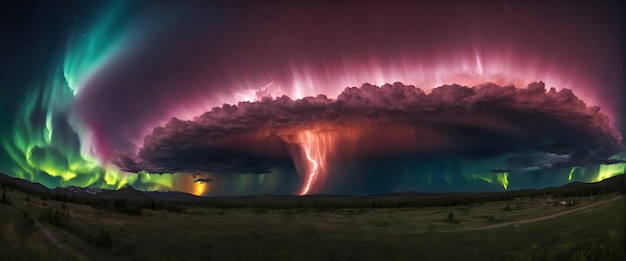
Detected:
left=115, top=82, right=623, bottom=175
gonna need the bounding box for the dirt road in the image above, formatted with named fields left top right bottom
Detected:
left=35, top=219, right=65, bottom=249
left=404, top=195, right=622, bottom=234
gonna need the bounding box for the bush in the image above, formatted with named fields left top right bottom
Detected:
left=115, top=206, right=142, bottom=216
left=88, top=228, right=113, bottom=248
left=112, top=198, right=142, bottom=216
left=1, top=190, right=10, bottom=205
left=40, top=208, right=70, bottom=228
left=166, top=204, right=184, bottom=213
left=254, top=208, right=269, bottom=215
left=19, top=210, right=36, bottom=235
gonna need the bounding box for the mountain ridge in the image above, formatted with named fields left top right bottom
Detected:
left=1, top=172, right=624, bottom=203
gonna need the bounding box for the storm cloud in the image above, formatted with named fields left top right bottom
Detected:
left=115, top=82, right=623, bottom=175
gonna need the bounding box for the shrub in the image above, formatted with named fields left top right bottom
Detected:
left=40, top=208, right=70, bottom=228
left=1, top=190, right=10, bottom=205
left=166, top=204, right=184, bottom=213
left=88, top=228, right=113, bottom=248
left=19, top=210, right=36, bottom=235
left=115, top=206, right=142, bottom=216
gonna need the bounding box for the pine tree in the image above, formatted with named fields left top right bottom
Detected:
left=1, top=190, right=10, bottom=205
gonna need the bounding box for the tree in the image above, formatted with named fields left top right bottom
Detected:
left=90, top=228, right=113, bottom=248
left=1, top=190, right=10, bottom=205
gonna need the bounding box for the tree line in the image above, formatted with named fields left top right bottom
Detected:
left=1, top=173, right=623, bottom=211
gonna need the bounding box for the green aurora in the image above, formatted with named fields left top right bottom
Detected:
left=0, top=1, right=181, bottom=192
left=0, top=1, right=623, bottom=196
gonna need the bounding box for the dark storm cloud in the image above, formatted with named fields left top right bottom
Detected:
left=114, top=141, right=284, bottom=174
left=194, top=178, right=213, bottom=183
left=495, top=153, right=626, bottom=174
left=67, top=0, right=624, bottom=166
left=115, top=82, right=623, bottom=174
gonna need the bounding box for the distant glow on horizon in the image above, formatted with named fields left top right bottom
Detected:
left=193, top=181, right=208, bottom=196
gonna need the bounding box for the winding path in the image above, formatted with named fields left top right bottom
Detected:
left=403, top=195, right=622, bottom=234
left=35, top=219, right=65, bottom=249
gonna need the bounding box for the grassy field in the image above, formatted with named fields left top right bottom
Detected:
left=1, top=188, right=624, bottom=260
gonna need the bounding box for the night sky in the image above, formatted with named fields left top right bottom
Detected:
left=1, top=0, right=624, bottom=196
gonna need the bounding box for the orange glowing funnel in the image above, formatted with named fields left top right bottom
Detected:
left=296, top=130, right=337, bottom=195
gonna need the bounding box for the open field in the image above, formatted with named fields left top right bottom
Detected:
left=1, top=184, right=624, bottom=260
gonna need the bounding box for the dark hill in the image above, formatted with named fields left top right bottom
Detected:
left=97, top=185, right=152, bottom=201
left=0, top=173, right=49, bottom=194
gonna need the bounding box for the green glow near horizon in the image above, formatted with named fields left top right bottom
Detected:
left=468, top=172, right=509, bottom=190
left=581, top=154, right=626, bottom=183
left=595, top=163, right=626, bottom=182
left=568, top=167, right=576, bottom=181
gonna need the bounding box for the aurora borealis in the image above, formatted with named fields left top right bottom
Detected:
left=1, top=0, right=624, bottom=196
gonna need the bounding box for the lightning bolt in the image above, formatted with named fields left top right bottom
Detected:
left=300, top=132, right=319, bottom=195
left=297, top=130, right=333, bottom=196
